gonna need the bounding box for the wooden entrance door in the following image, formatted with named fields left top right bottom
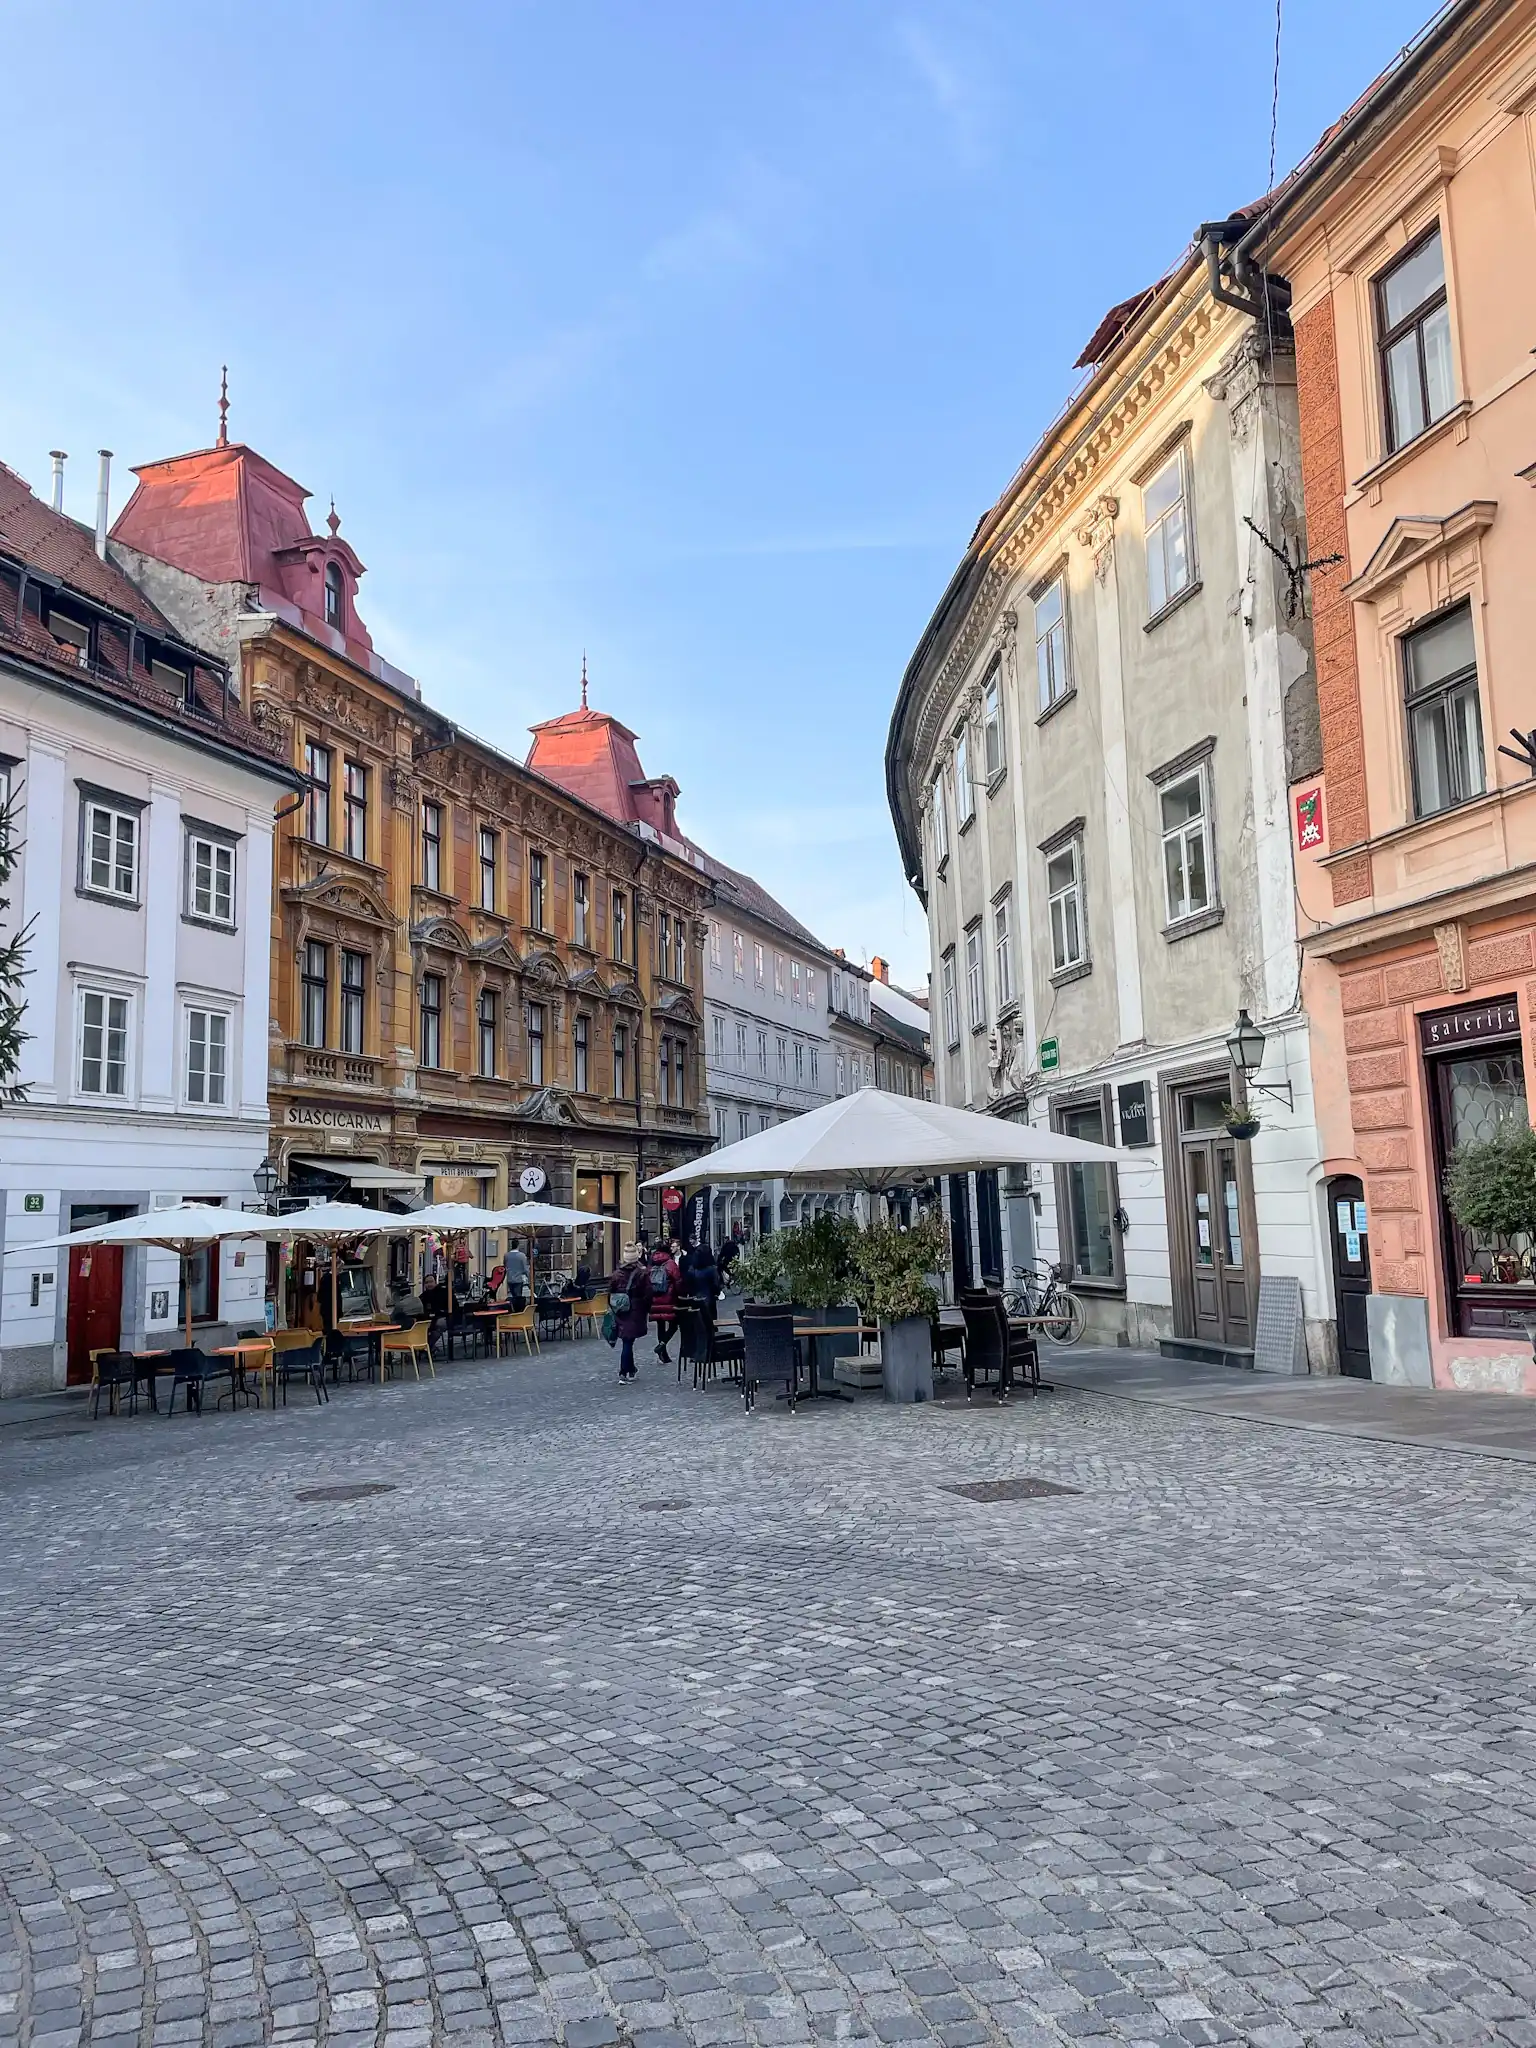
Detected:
left=66, top=1243, right=124, bottom=1384
left=1183, top=1136, right=1252, bottom=1347
left=1327, top=1174, right=1372, bottom=1377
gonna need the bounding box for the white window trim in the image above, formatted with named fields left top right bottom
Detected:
left=1142, top=441, right=1197, bottom=620
left=182, top=1001, right=235, bottom=1111
left=81, top=795, right=142, bottom=904
left=964, top=921, right=985, bottom=1032
left=1159, top=761, right=1217, bottom=927
left=73, top=979, right=138, bottom=1105
left=954, top=726, right=976, bottom=828
left=1045, top=836, right=1087, bottom=973
left=993, top=891, right=1014, bottom=1009
left=930, top=771, right=950, bottom=870
left=982, top=670, right=1005, bottom=786
left=1034, top=572, right=1072, bottom=713
left=941, top=948, right=959, bottom=1050
left=183, top=826, right=238, bottom=930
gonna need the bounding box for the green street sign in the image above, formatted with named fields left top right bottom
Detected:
left=1038, top=1037, right=1060, bottom=1072
left=22, top=1194, right=44, bottom=1213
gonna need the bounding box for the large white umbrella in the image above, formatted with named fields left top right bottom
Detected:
left=498, top=1200, right=629, bottom=1230
left=642, top=1087, right=1126, bottom=1193
left=254, top=1202, right=417, bottom=1330
left=9, top=1202, right=268, bottom=1348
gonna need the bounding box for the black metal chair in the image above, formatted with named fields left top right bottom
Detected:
left=739, top=1304, right=800, bottom=1412
left=164, top=1346, right=237, bottom=1416
left=959, top=1292, right=1047, bottom=1399
left=677, top=1296, right=745, bottom=1390
left=91, top=1350, right=138, bottom=1419
left=536, top=1292, right=572, bottom=1343
left=277, top=1337, right=328, bottom=1406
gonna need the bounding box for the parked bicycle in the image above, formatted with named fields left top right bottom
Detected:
left=1002, top=1261, right=1086, bottom=1344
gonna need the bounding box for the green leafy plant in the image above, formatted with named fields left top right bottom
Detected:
left=1443, top=1124, right=1536, bottom=1247
left=1221, top=1100, right=1260, bottom=1138
left=779, top=1212, right=859, bottom=1309
left=850, top=1210, right=950, bottom=1325
left=0, top=786, right=31, bottom=1103
left=732, top=1233, right=789, bottom=1302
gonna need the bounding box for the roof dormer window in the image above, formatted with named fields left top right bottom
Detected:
left=48, top=609, right=91, bottom=669
left=324, top=561, right=344, bottom=630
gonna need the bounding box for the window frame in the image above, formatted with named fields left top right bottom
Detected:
left=1402, top=600, right=1485, bottom=820
left=477, top=987, right=499, bottom=1078
left=323, top=560, right=344, bottom=630
left=340, top=947, right=368, bottom=1055
left=342, top=759, right=368, bottom=861
left=1044, top=833, right=1087, bottom=976
left=735, top=1020, right=749, bottom=1065
left=303, top=740, right=332, bottom=847
left=184, top=825, right=236, bottom=929
left=954, top=725, right=975, bottom=828
left=76, top=985, right=132, bottom=1101
left=992, top=891, right=1014, bottom=1010
left=527, top=1000, right=546, bottom=1084
left=478, top=825, right=499, bottom=912
left=80, top=793, right=142, bottom=905
left=981, top=667, right=1005, bottom=785
left=184, top=1004, right=231, bottom=1109
left=1375, top=225, right=1455, bottom=456
left=964, top=920, right=985, bottom=1033
left=612, top=1021, right=628, bottom=1098
left=420, top=799, right=444, bottom=893
left=1158, top=761, right=1216, bottom=928
left=611, top=887, right=628, bottom=963
left=1034, top=572, right=1072, bottom=714
left=419, top=972, right=444, bottom=1072
left=941, top=947, right=959, bottom=1050
left=1051, top=1085, right=1124, bottom=1294
left=528, top=849, right=547, bottom=931
left=1142, top=441, right=1196, bottom=621
left=732, top=929, right=744, bottom=979
left=300, top=940, right=330, bottom=1049
left=573, top=1013, right=590, bottom=1093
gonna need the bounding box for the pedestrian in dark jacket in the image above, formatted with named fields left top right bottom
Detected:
left=680, top=1243, right=722, bottom=1330
left=607, top=1244, right=654, bottom=1381
left=716, top=1235, right=742, bottom=1286
left=648, top=1244, right=680, bottom=1364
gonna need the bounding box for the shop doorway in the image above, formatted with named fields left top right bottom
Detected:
left=64, top=1203, right=134, bottom=1384
left=1423, top=1001, right=1533, bottom=1337
left=1327, top=1175, right=1372, bottom=1377
left=1169, top=1085, right=1255, bottom=1350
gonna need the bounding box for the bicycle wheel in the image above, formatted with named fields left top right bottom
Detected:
left=1041, top=1289, right=1086, bottom=1345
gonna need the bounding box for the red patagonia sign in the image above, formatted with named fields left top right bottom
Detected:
left=1294, top=784, right=1325, bottom=852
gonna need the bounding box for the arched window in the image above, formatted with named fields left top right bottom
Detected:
left=324, top=561, right=344, bottom=629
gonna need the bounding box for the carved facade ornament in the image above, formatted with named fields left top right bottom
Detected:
left=1434, top=920, right=1468, bottom=993
left=1076, top=494, right=1120, bottom=585
left=387, top=760, right=416, bottom=815
left=249, top=693, right=292, bottom=745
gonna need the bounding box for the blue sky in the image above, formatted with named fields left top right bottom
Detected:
left=2, top=0, right=1429, bottom=983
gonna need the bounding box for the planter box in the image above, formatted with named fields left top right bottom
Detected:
left=880, top=1315, right=933, bottom=1404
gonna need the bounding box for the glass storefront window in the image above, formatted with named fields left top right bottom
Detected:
left=1061, top=1100, right=1116, bottom=1281
left=1443, top=1050, right=1531, bottom=1288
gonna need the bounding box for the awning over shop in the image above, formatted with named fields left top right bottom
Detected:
left=291, top=1157, right=425, bottom=1192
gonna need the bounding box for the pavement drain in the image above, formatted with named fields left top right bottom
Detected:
left=293, top=1481, right=398, bottom=1503
left=638, top=1498, right=690, bottom=1512
left=943, top=1476, right=1079, bottom=1502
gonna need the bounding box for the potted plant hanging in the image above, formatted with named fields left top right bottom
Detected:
left=851, top=1210, right=950, bottom=1403
left=1222, top=1101, right=1261, bottom=1143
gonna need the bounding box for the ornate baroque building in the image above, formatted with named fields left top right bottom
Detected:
left=108, top=420, right=711, bottom=1251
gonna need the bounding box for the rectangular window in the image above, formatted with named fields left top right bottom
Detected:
left=736, top=1021, right=748, bottom=1064
left=674, top=917, right=687, bottom=983
left=340, top=948, right=367, bottom=1054
left=612, top=1022, right=628, bottom=1098
left=527, top=1001, right=545, bottom=1083
left=659, top=910, right=672, bottom=977
left=659, top=1036, right=672, bottom=1105
left=84, top=800, right=139, bottom=900
left=301, top=940, right=329, bottom=1048
left=611, top=888, right=628, bottom=962
left=777, top=1035, right=787, bottom=1077
left=673, top=1038, right=686, bottom=1107
left=709, top=920, right=721, bottom=968
left=774, top=954, right=785, bottom=997
left=1144, top=446, right=1194, bottom=616
left=574, top=1014, right=590, bottom=1093
left=931, top=771, right=950, bottom=867
left=993, top=894, right=1014, bottom=1007
left=713, top=1013, right=726, bottom=1061
left=806, top=967, right=816, bottom=1010
left=1405, top=603, right=1483, bottom=818
left=982, top=673, right=1004, bottom=782
left=792, top=961, right=802, bottom=1005
left=1377, top=227, right=1455, bottom=453
left=477, top=988, right=498, bottom=1078
left=713, top=1106, right=726, bottom=1142
left=754, top=941, right=765, bottom=986
left=573, top=870, right=590, bottom=946
left=810, top=1045, right=819, bottom=1087
left=478, top=826, right=498, bottom=911
left=420, top=800, right=443, bottom=892
left=738, top=1110, right=750, bottom=1141
left=529, top=850, right=547, bottom=930
left=836, top=1052, right=846, bottom=1094
left=343, top=760, right=368, bottom=861
left=79, top=990, right=129, bottom=1096
left=419, top=973, right=443, bottom=1070
left=794, top=1040, right=804, bottom=1082
left=941, top=948, right=959, bottom=1048
left=964, top=922, right=985, bottom=1031
left=185, top=1008, right=228, bottom=1106
left=732, top=929, right=745, bottom=978
left=186, top=831, right=234, bottom=925
left=304, top=741, right=332, bottom=845
left=1035, top=576, right=1070, bottom=711
left=1060, top=1099, right=1117, bottom=1282
left=1047, top=842, right=1085, bottom=971
left=1160, top=766, right=1214, bottom=924
left=833, top=970, right=843, bottom=1010
left=757, top=1029, right=768, bottom=1075
left=955, top=727, right=975, bottom=827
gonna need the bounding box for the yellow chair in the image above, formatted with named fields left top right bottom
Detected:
left=570, top=1300, right=602, bottom=1340
left=497, top=1305, right=539, bottom=1356
left=382, top=1320, right=435, bottom=1381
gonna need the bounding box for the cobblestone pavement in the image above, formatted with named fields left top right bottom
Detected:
left=3, top=1342, right=1536, bottom=2048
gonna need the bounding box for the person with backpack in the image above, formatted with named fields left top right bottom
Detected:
left=648, top=1241, right=681, bottom=1365
left=605, top=1241, right=653, bottom=1381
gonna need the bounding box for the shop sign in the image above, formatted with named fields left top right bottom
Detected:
left=1294, top=784, right=1325, bottom=851
left=1038, top=1037, right=1060, bottom=1073
left=285, top=1103, right=386, bottom=1133
left=662, top=1187, right=684, bottom=1214
left=1419, top=998, right=1521, bottom=1051
left=519, top=1164, right=548, bottom=1195
left=1116, top=1080, right=1152, bottom=1148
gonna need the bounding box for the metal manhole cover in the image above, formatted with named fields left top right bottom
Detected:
left=943, top=1477, right=1079, bottom=1502
left=294, top=1482, right=398, bottom=1503
left=638, top=1498, right=690, bottom=1512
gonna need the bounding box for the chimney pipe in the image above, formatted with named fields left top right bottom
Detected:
left=95, top=450, right=112, bottom=559
left=49, top=451, right=66, bottom=513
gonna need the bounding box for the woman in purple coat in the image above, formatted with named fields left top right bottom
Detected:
left=607, top=1242, right=654, bottom=1382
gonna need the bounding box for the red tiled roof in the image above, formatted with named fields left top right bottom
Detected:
left=0, top=461, right=168, bottom=628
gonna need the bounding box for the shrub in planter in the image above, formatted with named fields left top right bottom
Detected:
left=732, top=1234, right=789, bottom=1303
left=850, top=1211, right=950, bottom=1403
left=1444, top=1124, right=1536, bottom=1281
left=780, top=1213, right=859, bottom=1310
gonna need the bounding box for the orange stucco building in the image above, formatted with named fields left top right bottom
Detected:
left=1247, top=0, right=1536, bottom=1389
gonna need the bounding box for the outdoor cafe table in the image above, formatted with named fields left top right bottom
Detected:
left=471, top=1306, right=506, bottom=1356
left=210, top=1338, right=275, bottom=1407
left=715, top=1318, right=864, bottom=1404
left=337, top=1317, right=398, bottom=1380
left=131, top=1349, right=171, bottom=1412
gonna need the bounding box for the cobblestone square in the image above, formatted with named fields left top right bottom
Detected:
left=2, top=1343, right=1535, bottom=2046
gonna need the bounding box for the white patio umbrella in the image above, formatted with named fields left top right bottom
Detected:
left=493, top=1201, right=632, bottom=1298
left=9, top=1202, right=269, bottom=1348
left=641, top=1086, right=1126, bottom=1193
left=253, top=1201, right=417, bottom=1331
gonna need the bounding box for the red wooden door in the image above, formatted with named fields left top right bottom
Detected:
left=66, top=1244, right=124, bottom=1384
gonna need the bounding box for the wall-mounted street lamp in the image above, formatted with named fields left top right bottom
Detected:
left=1224, top=1008, right=1294, bottom=1111
left=252, top=1156, right=283, bottom=1210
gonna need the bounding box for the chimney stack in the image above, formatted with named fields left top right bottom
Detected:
left=872, top=956, right=890, bottom=983
left=94, top=450, right=112, bottom=560
left=49, top=451, right=67, bottom=513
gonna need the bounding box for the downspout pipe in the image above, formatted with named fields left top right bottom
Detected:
left=1196, top=216, right=1292, bottom=323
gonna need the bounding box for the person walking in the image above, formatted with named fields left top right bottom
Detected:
left=716, top=1233, right=742, bottom=1289
left=502, top=1237, right=531, bottom=1310
left=607, top=1241, right=653, bottom=1382
left=649, top=1241, right=680, bottom=1365
left=680, top=1242, right=722, bottom=1331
